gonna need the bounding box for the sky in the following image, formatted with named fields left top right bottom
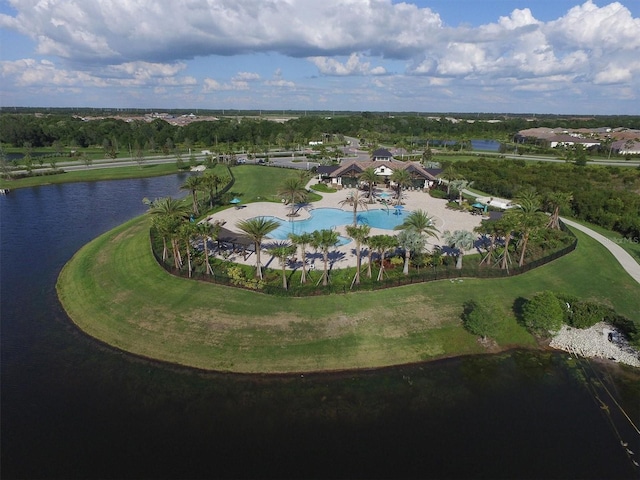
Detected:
left=1, top=0, right=639, bottom=114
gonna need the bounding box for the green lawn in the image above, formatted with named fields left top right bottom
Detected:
left=57, top=211, right=640, bottom=373
left=0, top=163, right=184, bottom=189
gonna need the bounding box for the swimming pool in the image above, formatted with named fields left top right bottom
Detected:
left=263, top=207, right=411, bottom=242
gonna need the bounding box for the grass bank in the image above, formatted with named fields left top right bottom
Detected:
left=0, top=163, right=183, bottom=189
left=57, top=214, right=640, bottom=373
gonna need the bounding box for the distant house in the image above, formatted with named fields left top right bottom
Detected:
left=548, top=134, right=600, bottom=149
left=612, top=139, right=640, bottom=155
left=371, top=148, right=393, bottom=161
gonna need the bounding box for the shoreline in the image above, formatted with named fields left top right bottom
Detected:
left=550, top=322, right=640, bottom=368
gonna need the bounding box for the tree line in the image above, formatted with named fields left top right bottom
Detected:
left=445, top=158, right=640, bottom=240
left=4, top=112, right=640, bottom=151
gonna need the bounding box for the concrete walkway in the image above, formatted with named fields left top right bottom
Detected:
left=560, top=217, right=640, bottom=285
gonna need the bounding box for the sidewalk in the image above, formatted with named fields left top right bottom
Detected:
left=560, top=218, right=640, bottom=285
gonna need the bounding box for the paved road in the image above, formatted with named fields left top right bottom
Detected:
left=560, top=218, right=640, bottom=285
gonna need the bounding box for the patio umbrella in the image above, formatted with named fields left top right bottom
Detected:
left=230, top=197, right=241, bottom=204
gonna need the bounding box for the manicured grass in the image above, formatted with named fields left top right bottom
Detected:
left=0, top=163, right=184, bottom=189
left=57, top=212, right=640, bottom=373
left=229, top=165, right=318, bottom=203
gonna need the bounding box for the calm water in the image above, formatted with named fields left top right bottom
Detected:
left=264, top=207, right=410, bottom=240
left=1, top=176, right=638, bottom=479
left=471, top=139, right=502, bottom=152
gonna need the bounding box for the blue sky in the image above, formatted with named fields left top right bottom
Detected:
left=1, top=0, right=639, bottom=114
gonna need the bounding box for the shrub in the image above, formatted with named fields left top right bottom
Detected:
left=462, top=299, right=504, bottom=340
left=429, top=188, right=447, bottom=199
left=568, top=301, right=612, bottom=328
left=522, top=291, right=565, bottom=335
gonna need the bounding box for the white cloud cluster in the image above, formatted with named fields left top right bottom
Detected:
left=0, top=0, right=638, bottom=111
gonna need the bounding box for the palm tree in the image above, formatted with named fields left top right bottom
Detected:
left=390, top=168, right=412, bottom=205
left=288, top=232, right=314, bottom=284
left=195, top=221, right=220, bottom=275
left=397, top=228, right=426, bottom=275
left=202, top=172, right=226, bottom=207
left=147, top=197, right=190, bottom=269
left=359, top=167, right=379, bottom=203
left=311, top=229, right=339, bottom=286
left=277, top=176, right=308, bottom=217
left=494, top=215, right=517, bottom=271
left=269, top=242, right=296, bottom=290
left=544, top=191, right=573, bottom=230
left=345, top=224, right=371, bottom=287
left=395, top=209, right=440, bottom=238
left=449, top=179, right=472, bottom=205
left=369, top=234, right=398, bottom=281
left=236, top=217, right=280, bottom=280
left=181, top=175, right=202, bottom=216
left=178, top=222, right=197, bottom=277
left=474, top=219, right=499, bottom=266
left=442, top=230, right=475, bottom=269
left=440, top=165, right=458, bottom=194
left=509, top=191, right=547, bottom=267
left=339, top=190, right=369, bottom=226
left=363, top=235, right=375, bottom=279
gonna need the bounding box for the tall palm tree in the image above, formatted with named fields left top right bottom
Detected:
left=236, top=217, right=280, bottom=280
left=474, top=219, right=499, bottom=266
left=494, top=215, right=517, bottom=271
left=544, top=191, right=573, bottom=230
left=277, top=176, right=308, bottom=217
left=397, top=227, right=426, bottom=275
left=395, top=209, right=439, bottom=238
left=339, top=190, right=369, bottom=226
left=203, top=172, right=226, bottom=207
left=345, top=224, right=371, bottom=287
left=195, top=221, right=220, bottom=275
left=390, top=168, right=413, bottom=205
left=269, top=242, right=296, bottom=290
left=178, top=222, right=197, bottom=277
left=311, top=229, right=339, bottom=286
left=359, top=167, right=379, bottom=204
left=440, top=165, right=458, bottom=194
left=369, top=234, right=398, bottom=281
left=180, top=175, right=202, bottom=216
left=509, top=191, right=547, bottom=267
left=449, top=179, right=472, bottom=205
left=147, top=197, right=190, bottom=269
left=288, top=232, right=314, bottom=284
left=442, top=230, right=475, bottom=269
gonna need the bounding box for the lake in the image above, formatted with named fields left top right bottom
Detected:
left=1, top=175, right=637, bottom=479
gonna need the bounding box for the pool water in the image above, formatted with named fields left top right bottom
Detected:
left=264, top=207, right=410, bottom=242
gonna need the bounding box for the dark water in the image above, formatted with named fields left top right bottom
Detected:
left=1, top=177, right=638, bottom=479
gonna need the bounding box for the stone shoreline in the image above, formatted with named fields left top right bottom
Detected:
left=550, top=322, right=640, bottom=367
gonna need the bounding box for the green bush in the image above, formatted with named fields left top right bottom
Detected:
left=568, top=301, right=611, bottom=328
left=462, top=299, right=504, bottom=340
left=429, top=188, right=447, bottom=199
left=522, top=291, right=565, bottom=335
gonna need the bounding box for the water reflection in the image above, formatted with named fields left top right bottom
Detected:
left=1, top=176, right=638, bottom=479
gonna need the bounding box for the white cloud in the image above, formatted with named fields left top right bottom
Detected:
left=309, top=53, right=387, bottom=76
left=1, top=0, right=639, bottom=112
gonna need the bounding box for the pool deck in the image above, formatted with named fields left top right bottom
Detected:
left=205, top=183, right=485, bottom=270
